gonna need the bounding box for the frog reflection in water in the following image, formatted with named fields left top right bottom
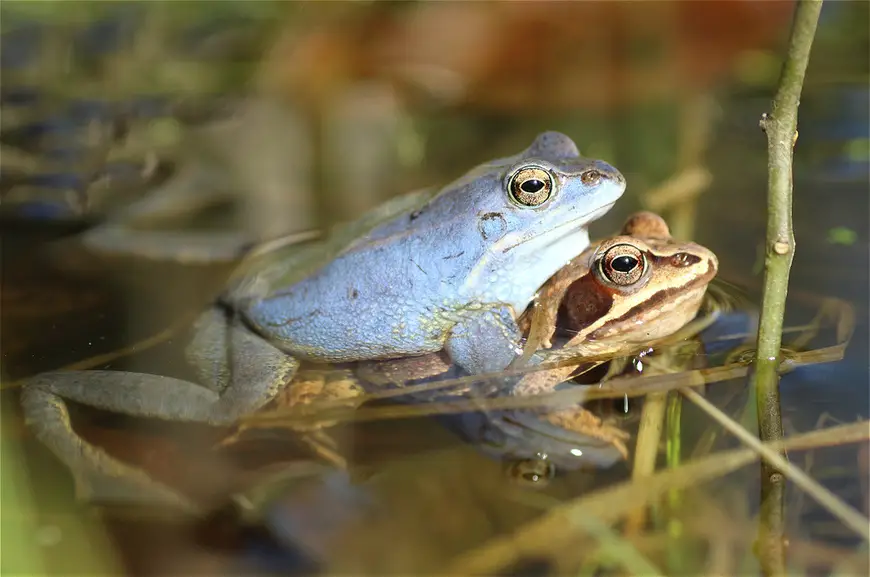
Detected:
left=21, top=132, right=625, bottom=509
left=280, top=211, right=719, bottom=475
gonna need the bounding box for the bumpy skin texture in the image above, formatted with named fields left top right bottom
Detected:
left=20, top=131, right=625, bottom=510
left=235, top=131, right=625, bottom=375
left=295, top=212, right=719, bottom=471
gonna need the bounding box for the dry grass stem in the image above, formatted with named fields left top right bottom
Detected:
left=443, top=420, right=869, bottom=575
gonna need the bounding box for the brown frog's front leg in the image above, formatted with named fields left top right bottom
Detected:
left=512, top=239, right=600, bottom=371
left=516, top=264, right=579, bottom=361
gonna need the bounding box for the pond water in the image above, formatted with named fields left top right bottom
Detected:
left=1, top=2, right=867, bottom=575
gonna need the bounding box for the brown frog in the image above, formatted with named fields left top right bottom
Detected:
left=513, top=210, right=719, bottom=392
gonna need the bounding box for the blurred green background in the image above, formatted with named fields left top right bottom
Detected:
left=1, top=1, right=867, bottom=575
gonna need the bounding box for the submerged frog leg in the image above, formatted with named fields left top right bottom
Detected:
left=76, top=164, right=254, bottom=264
left=21, top=374, right=210, bottom=512
left=445, top=305, right=523, bottom=376
left=20, top=307, right=298, bottom=510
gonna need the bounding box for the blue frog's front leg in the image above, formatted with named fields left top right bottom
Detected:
left=445, top=305, right=523, bottom=375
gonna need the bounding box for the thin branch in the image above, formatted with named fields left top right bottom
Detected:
left=443, top=421, right=869, bottom=575
left=754, top=1, right=825, bottom=575
left=680, top=388, right=869, bottom=541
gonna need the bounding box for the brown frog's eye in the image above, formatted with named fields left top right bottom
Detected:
left=600, top=243, right=646, bottom=285
left=508, top=165, right=554, bottom=207
left=580, top=169, right=602, bottom=187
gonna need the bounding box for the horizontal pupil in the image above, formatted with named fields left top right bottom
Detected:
left=611, top=255, right=637, bottom=272
left=521, top=179, right=545, bottom=193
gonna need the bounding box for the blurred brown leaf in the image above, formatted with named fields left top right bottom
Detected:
left=262, top=0, right=796, bottom=112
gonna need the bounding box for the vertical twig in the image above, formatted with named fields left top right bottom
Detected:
left=754, top=1, right=824, bottom=575
left=624, top=391, right=666, bottom=535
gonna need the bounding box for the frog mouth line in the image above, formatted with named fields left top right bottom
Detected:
left=500, top=201, right=617, bottom=254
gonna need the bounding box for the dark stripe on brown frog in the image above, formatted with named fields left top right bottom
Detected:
left=585, top=259, right=715, bottom=340
left=555, top=273, right=616, bottom=334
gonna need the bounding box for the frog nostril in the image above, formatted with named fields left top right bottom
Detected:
left=580, top=169, right=602, bottom=186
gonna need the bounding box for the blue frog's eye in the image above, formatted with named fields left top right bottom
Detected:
left=508, top=165, right=553, bottom=207
left=522, top=179, right=544, bottom=193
